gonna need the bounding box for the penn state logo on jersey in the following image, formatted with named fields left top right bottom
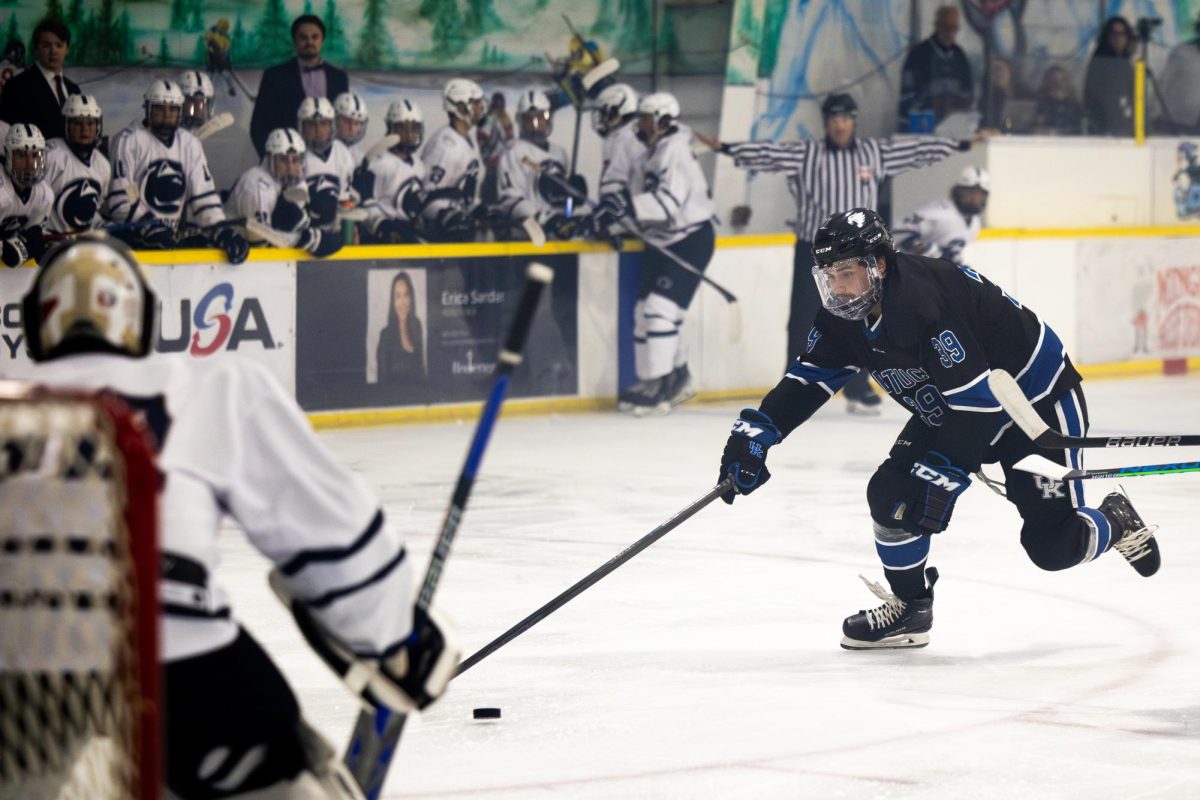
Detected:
left=141, top=159, right=187, bottom=215
left=395, top=177, right=424, bottom=219
left=55, top=177, right=103, bottom=229
left=642, top=170, right=661, bottom=194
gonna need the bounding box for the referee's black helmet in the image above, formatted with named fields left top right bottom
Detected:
left=820, top=93, right=858, bottom=118
left=811, top=208, right=893, bottom=268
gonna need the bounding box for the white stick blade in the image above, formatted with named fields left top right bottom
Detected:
left=246, top=220, right=297, bottom=248
left=987, top=369, right=1051, bottom=440
left=366, top=134, right=402, bottom=162
left=522, top=217, right=547, bottom=247
left=195, top=111, right=235, bottom=140
left=1013, top=454, right=1074, bottom=481
left=526, top=262, right=555, bottom=283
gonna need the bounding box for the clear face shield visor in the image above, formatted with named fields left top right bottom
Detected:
left=300, top=118, right=333, bottom=152
left=7, top=147, right=46, bottom=188
left=522, top=109, right=552, bottom=139
left=812, top=255, right=884, bottom=321
left=269, top=152, right=305, bottom=188
left=181, top=94, right=211, bottom=128
left=336, top=115, right=366, bottom=145
left=66, top=116, right=101, bottom=149
left=387, top=120, right=424, bottom=152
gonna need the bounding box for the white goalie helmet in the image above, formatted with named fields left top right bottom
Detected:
left=442, top=78, right=485, bottom=125
left=516, top=88, right=553, bottom=140
left=334, top=91, right=369, bottom=145
left=952, top=166, right=991, bottom=216
left=636, top=92, right=680, bottom=145
left=144, top=79, right=184, bottom=139
left=385, top=99, right=424, bottom=152
left=264, top=127, right=307, bottom=188
left=178, top=69, right=215, bottom=128
left=4, top=123, right=47, bottom=189
left=593, top=83, right=638, bottom=136
left=297, top=96, right=336, bottom=152
left=62, top=95, right=103, bottom=153
left=21, top=237, right=158, bottom=362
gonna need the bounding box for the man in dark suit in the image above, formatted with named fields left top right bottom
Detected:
left=0, top=18, right=80, bottom=141
left=249, top=15, right=349, bottom=157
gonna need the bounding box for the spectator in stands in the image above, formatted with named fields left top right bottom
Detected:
left=249, top=14, right=349, bottom=157
left=0, top=18, right=80, bottom=141
left=1161, top=13, right=1200, bottom=134
left=898, top=6, right=973, bottom=131
left=981, top=57, right=1018, bottom=132
left=1033, top=64, right=1083, bottom=135
left=1084, top=16, right=1137, bottom=137
left=478, top=92, right=514, bottom=205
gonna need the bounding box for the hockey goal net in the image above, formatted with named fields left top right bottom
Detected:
left=0, top=383, right=160, bottom=800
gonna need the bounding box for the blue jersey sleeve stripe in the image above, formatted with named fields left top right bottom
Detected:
left=785, top=360, right=857, bottom=396
left=1014, top=322, right=1068, bottom=403
left=943, top=370, right=1003, bottom=412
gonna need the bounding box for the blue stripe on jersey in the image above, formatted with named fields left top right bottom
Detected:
left=1015, top=322, right=1068, bottom=403
left=1055, top=388, right=1086, bottom=509
left=943, top=370, right=1003, bottom=412
left=785, top=359, right=857, bottom=395
left=875, top=533, right=931, bottom=570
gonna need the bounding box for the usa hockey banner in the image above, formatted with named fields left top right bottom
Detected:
left=294, top=255, right=579, bottom=411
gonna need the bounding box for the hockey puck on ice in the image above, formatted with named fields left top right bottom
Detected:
left=473, top=707, right=501, bottom=719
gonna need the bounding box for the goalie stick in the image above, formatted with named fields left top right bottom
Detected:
left=987, top=369, right=1200, bottom=449
left=343, top=263, right=554, bottom=800
left=456, top=477, right=733, bottom=676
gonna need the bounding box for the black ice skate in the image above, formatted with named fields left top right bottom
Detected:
left=664, top=364, right=695, bottom=408
left=841, top=567, right=938, bottom=650
left=1100, top=489, right=1161, bottom=577
left=617, top=377, right=670, bottom=417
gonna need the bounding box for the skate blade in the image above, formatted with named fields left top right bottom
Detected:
left=845, top=401, right=883, bottom=417
left=839, top=632, right=929, bottom=650
left=669, top=387, right=696, bottom=407
left=627, top=402, right=670, bottom=418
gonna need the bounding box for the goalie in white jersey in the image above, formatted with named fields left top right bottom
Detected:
left=492, top=87, right=588, bottom=241
left=19, top=236, right=459, bottom=799
left=104, top=79, right=248, bottom=262
left=421, top=78, right=485, bottom=242
left=299, top=96, right=356, bottom=232
left=43, top=94, right=110, bottom=235
left=0, top=124, right=52, bottom=267
left=893, top=166, right=989, bottom=262
left=592, top=82, right=643, bottom=237
left=592, top=93, right=716, bottom=416
left=360, top=99, right=427, bottom=244
left=228, top=127, right=344, bottom=257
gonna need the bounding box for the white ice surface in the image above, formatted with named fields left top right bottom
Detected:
left=221, top=376, right=1200, bottom=799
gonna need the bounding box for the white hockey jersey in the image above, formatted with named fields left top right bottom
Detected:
left=420, top=124, right=481, bottom=220
left=493, top=137, right=570, bottom=224
left=362, top=150, right=426, bottom=230
left=303, top=140, right=356, bottom=232
left=893, top=197, right=981, bottom=262
left=20, top=353, right=416, bottom=663
left=0, top=170, right=52, bottom=236
left=631, top=123, right=714, bottom=246
left=43, top=138, right=111, bottom=234
left=226, top=165, right=283, bottom=244
left=105, top=124, right=225, bottom=229
left=599, top=119, right=644, bottom=198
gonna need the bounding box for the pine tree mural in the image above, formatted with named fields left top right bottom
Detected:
left=322, top=0, right=350, bottom=64
left=186, top=0, right=204, bottom=33
left=356, top=0, right=396, bottom=68
left=758, top=0, right=786, bottom=79
left=117, top=11, right=134, bottom=62
left=3, top=14, right=21, bottom=61
left=254, top=0, right=294, bottom=64
left=94, top=0, right=120, bottom=63
left=464, top=0, right=502, bottom=37
left=591, top=0, right=616, bottom=38
left=230, top=14, right=250, bottom=64
left=616, top=0, right=652, bottom=58
left=44, top=0, right=63, bottom=21
left=159, top=34, right=170, bottom=65
left=431, top=0, right=465, bottom=59
left=734, top=0, right=759, bottom=49
left=169, top=0, right=187, bottom=31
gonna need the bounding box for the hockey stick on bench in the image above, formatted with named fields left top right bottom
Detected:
left=988, top=369, right=1200, bottom=449
left=456, top=477, right=733, bottom=677
left=1013, top=453, right=1200, bottom=482
left=342, top=262, right=554, bottom=800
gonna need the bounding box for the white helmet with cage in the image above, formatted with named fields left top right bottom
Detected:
left=385, top=99, right=424, bottom=153
left=178, top=70, right=215, bottom=128
left=516, top=88, right=553, bottom=141
left=143, top=79, right=184, bottom=140
left=636, top=92, right=680, bottom=146
left=4, top=123, right=47, bottom=189
left=593, top=83, right=638, bottom=136
left=442, top=78, right=485, bottom=125
left=951, top=166, right=991, bottom=216
left=297, top=96, right=336, bottom=153
left=263, top=127, right=307, bottom=188
left=334, top=91, right=369, bottom=145
left=61, top=94, right=103, bottom=154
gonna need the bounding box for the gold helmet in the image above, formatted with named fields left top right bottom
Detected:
left=22, top=236, right=158, bottom=362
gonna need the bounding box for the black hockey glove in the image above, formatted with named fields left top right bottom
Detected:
left=719, top=408, right=782, bottom=504
left=543, top=213, right=589, bottom=240
left=566, top=173, right=588, bottom=202
left=593, top=188, right=632, bottom=233
left=298, top=227, right=344, bottom=258
left=372, top=217, right=420, bottom=244
left=428, top=207, right=475, bottom=243
left=902, top=451, right=972, bottom=535
left=1, top=234, right=29, bottom=267
left=209, top=224, right=249, bottom=264
left=351, top=163, right=374, bottom=203
left=23, top=226, right=45, bottom=263
left=271, top=199, right=310, bottom=234
left=115, top=219, right=175, bottom=250
left=308, top=187, right=340, bottom=229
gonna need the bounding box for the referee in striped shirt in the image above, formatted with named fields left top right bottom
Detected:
left=699, top=93, right=977, bottom=413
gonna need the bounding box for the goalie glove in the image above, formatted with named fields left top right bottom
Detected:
left=270, top=571, right=460, bottom=713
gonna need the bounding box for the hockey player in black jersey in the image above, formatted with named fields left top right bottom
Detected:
left=718, top=208, right=1161, bottom=650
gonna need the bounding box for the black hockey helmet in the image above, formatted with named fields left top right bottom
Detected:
left=821, top=93, right=858, bottom=118
left=811, top=208, right=892, bottom=268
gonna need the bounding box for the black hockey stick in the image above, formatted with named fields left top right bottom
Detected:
left=522, top=156, right=740, bottom=306
left=1013, top=453, right=1200, bottom=481
left=456, top=477, right=733, bottom=676
left=343, top=263, right=554, bottom=800
left=988, top=369, right=1200, bottom=449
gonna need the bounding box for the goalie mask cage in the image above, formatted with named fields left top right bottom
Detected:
left=0, top=383, right=160, bottom=800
